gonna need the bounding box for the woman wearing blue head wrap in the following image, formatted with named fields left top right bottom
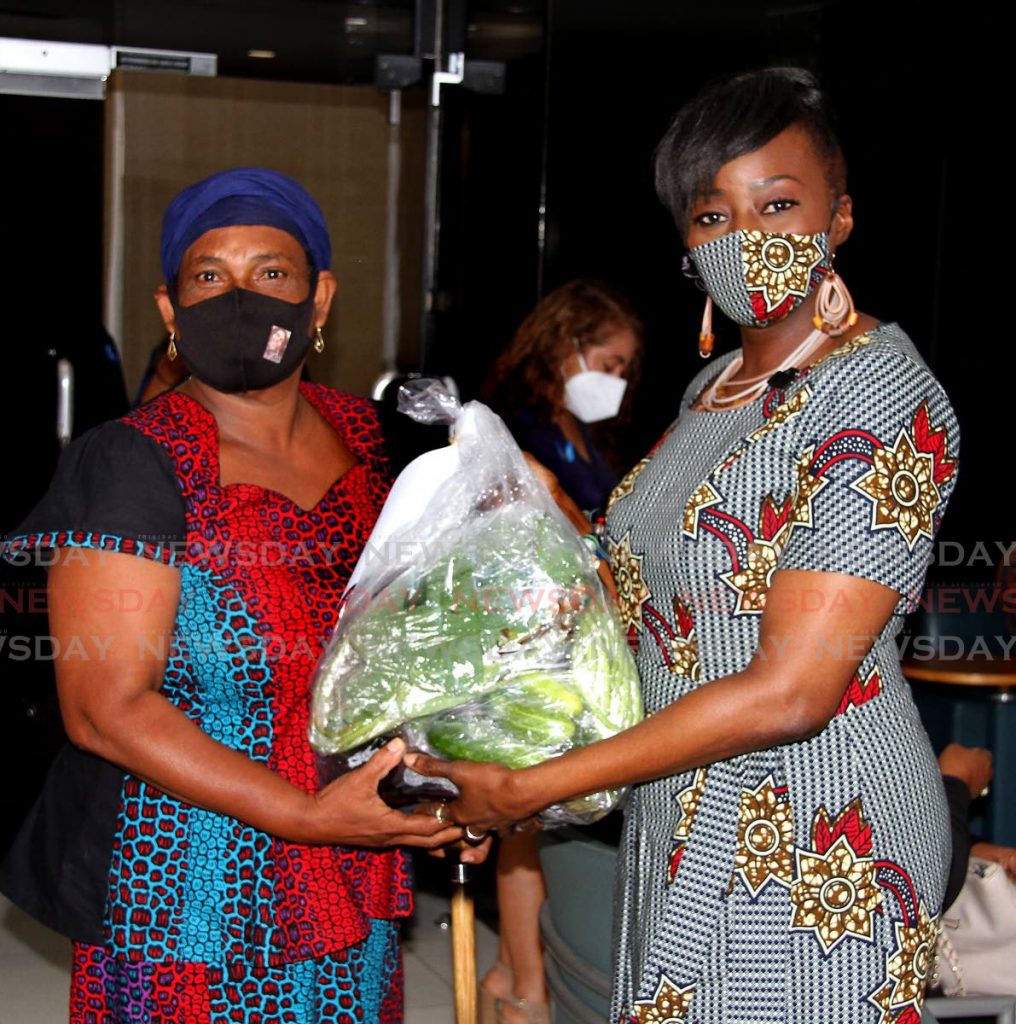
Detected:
left=0, top=168, right=462, bottom=1022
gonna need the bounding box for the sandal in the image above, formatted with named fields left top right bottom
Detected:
left=479, top=962, right=514, bottom=1024
left=496, top=994, right=551, bottom=1024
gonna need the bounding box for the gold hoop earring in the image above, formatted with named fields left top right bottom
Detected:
left=698, top=295, right=715, bottom=359
left=313, top=326, right=325, bottom=354
left=167, top=332, right=178, bottom=361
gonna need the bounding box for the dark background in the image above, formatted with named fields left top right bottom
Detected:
left=1, top=0, right=1009, bottom=848
left=2, top=0, right=1003, bottom=537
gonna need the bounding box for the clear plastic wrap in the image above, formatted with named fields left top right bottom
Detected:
left=309, top=379, right=643, bottom=825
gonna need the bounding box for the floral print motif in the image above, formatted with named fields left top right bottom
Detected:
left=627, top=974, right=695, bottom=1024
left=742, top=230, right=826, bottom=314
left=682, top=482, right=722, bottom=538
left=790, top=837, right=882, bottom=952
left=734, top=777, right=795, bottom=895
left=608, top=532, right=651, bottom=633
left=885, top=901, right=938, bottom=1010
left=811, top=799, right=873, bottom=866
left=720, top=538, right=781, bottom=614
left=869, top=983, right=895, bottom=1024
left=610, top=459, right=650, bottom=511
left=717, top=485, right=802, bottom=614
left=852, top=428, right=941, bottom=551
left=868, top=984, right=924, bottom=1024
left=758, top=493, right=793, bottom=542
left=849, top=398, right=956, bottom=552
left=835, top=667, right=882, bottom=716
left=911, top=400, right=957, bottom=487
left=707, top=446, right=831, bottom=615
left=668, top=768, right=707, bottom=884
left=789, top=446, right=827, bottom=529
left=687, top=365, right=957, bottom=624
left=790, top=800, right=882, bottom=953
left=669, top=597, right=701, bottom=682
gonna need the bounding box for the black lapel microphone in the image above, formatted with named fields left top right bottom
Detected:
left=767, top=367, right=800, bottom=390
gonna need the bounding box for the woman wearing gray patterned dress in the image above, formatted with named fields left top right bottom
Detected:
left=410, top=68, right=958, bottom=1024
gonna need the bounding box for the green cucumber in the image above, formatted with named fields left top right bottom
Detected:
left=508, top=672, right=584, bottom=717
left=494, top=700, right=576, bottom=746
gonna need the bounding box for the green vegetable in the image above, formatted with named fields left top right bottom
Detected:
left=425, top=717, right=499, bottom=764
left=311, top=507, right=592, bottom=751
left=309, top=501, right=644, bottom=824
left=424, top=715, right=544, bottom=769
left=504, top=671, right=585, bottom=717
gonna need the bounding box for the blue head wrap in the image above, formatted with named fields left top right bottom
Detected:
left=160, top=167, right=332, bottom=281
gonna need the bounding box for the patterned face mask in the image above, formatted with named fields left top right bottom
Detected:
left=687, top=229, right=831, bottom=328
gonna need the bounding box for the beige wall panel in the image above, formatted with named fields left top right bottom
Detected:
left=104, top=69, right=423, bottom=398
left=396, top=90, right=427, bottom=369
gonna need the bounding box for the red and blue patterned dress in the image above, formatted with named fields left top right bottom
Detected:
left=0, top=384, right=412, bottom=1023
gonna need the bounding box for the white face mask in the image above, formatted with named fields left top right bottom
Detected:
left=563, top=351, right=627, bottom=423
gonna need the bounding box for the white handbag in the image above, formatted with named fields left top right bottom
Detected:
left=936, top=857, right=1016, bottom=997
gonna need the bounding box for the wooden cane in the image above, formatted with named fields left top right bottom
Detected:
left=450, top=853, right=477, bottom=1024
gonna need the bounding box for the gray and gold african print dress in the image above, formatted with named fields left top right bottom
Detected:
left=605, top=323, right=958, bottom=1024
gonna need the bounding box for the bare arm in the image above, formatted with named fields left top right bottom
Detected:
left=51, top=549, right=460, bottom=848
left=407, top=568, right=900, bottom=830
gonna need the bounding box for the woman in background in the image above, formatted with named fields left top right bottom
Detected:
left=479, top=279, right=642, bottom=1022
left=483, top=279, right=642, bottom=514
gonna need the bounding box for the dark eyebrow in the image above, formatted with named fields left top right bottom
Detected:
left=189, top=251, right=299, bottom=266
left=250, top=251, right=299, bottom=263
left=697, top=175, right=803, bottom=201
left=751, top=175, right=803, bottom=189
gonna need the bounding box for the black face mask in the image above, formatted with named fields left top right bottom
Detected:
left=170, top=284, right=317, bottom=394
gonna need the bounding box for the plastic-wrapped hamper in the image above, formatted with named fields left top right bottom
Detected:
left=309, top=379, right=643, bottom=825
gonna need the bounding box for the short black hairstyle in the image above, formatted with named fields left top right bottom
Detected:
left=654, top=67, right=846, bottom=237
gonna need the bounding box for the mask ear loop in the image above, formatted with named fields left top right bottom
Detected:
left=569, top=336, right=591, bottom=374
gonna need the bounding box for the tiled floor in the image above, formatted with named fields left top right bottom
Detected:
left=402, top=888, right=500, bottom=1024
left=0, top=896, right=72, bottom=1023
left=0, top=888, right=498, bottom=1023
